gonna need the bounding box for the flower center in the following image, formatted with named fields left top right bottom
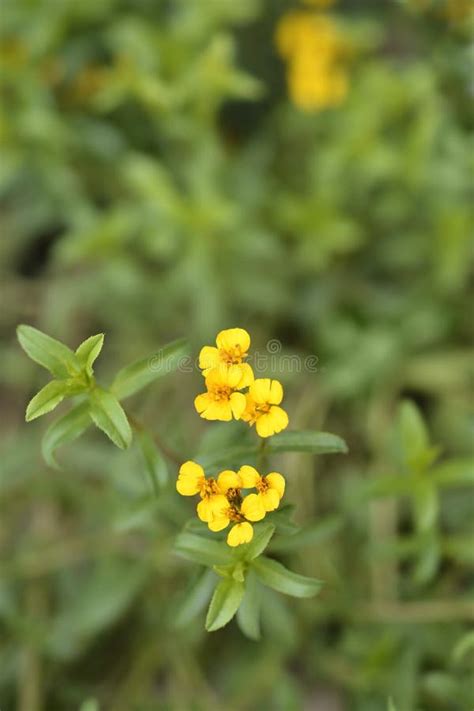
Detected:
left=220, top=346, right=247, bottom=365
left=210, top=385, right=232, bottom=401
left=200, top=478, right=220, bottom=499
left=256, top=478, right=269, bottom=494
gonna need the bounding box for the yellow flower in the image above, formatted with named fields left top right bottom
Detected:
left=194, top=364, right=250, bottom=421
left=176, top=461, right=227, bottom=523
left=275, top=11, right=350, bottom=112
left=239, top=465, right=286, bottom=511
left=199, top=328, right=253, bottom=380
left=207, top=492, right=266, bottom=546
left=241, top=378, right=289, bottom=437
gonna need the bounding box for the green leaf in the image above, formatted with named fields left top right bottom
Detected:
left=413, top=482, right=438, bottom=533
left=237, top=523, right=275, bottom=561
left=387, top=699, right=398, bottom=711
left=174, top=569, right=217, bottom=628
left=252, top=556, right=323, bottom=598
left=75, top=334, right=104, bottom=376
left=236, top=570, right=261, bottom=640
left=42, top=402, right=91, bottom=468
left=175, top=532, right=233, bottom=567
left=89, top=389, right=132, bottom=449
left=17, top=324, right=80, bottom=378
left=452, top=631, right=474, bottom=663
left=431, top=459, right=474, bottom=487
left=136, top=430, right=168, bottom=494
left=269, top=516, right=343, bottom=553
left=111, top=338, right=189, bottom=400
left=268, top=431, right=348, bottom=455
left=205, top=578, right=245, bottom=632
left=25, top=380, right=70, bottom=421
left=395, top=400, right=433, bottom=474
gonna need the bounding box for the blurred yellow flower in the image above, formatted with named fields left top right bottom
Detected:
left=275, top=10, right=350, bottom=111
left=194, top=363, right=250, bottom=421
left=241, top=378, right=289, bottom=437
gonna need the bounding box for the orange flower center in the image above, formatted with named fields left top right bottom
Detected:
left=219, top=346, right=247, bottom=365
left=209, top=385, right=233, bottom=401
left=200, top=478, right=221, bottom=499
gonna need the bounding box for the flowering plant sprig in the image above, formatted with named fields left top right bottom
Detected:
left=175, top=328, right=347, bottom=634
left=18, top=324, right=348, bottom=637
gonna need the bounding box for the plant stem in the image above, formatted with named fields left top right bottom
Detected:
left=128, top=414, right=182, bottom=465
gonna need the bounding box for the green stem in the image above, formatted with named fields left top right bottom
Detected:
left=257, top=437, right=268, bottom=471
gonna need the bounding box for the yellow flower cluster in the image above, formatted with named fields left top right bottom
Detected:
left=177, top=461, right=285, bottom=547
left=194, top=328, right=289, bottom=438
left=177, top=329, right=289, bottom=546
left=275, top=10, right=349, bottom=112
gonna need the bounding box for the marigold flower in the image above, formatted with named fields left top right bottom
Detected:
left=176, top=461, right=227, bottom=523
left=208, top=492, right=267, bottom=547
left=241, top=378, right=289, bottom=438
left=199, top=328, right=253, bottom=379
left=194, top=364, right=250, bottom=421
left=239, top=465, right=286, bottom=511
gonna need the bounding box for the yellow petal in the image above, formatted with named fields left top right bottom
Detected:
left=217, top=470, right=242, bottom=493
left=250, top=378, right=272, bottom=404
left=269, top=379, right=284, bottom=405
left=237, top=363, right=254, bottom=388
left=241, top=493, right=266, bottom=522
left=226, top=364, right=245, bottom=389
left=255, top=413, right=276, bottom=438
left=266, top=472, right=286, bottom=499
left=230, top=392, right=246, bottom=419
left=256, top=407, right=288, bottom=437
left=216, top=328, right=250, bottom=354
left=197, top=494, right=228, bottom=522
left=194, top=392, right=211, bottom=415
left=269, top=405, right=289, bottom=432
left=199, top=346, right=220, bottom=371
left=227, top=522, right=253, bottom=547
left=176, top=460, right=205, bottom=496
left=200, top=400, right=233, bottom=422
left=238, top=465, right=260, bottom=489
left=208, top=515, right=230, bottom=532
left=260, top=488, right=281, bottom=512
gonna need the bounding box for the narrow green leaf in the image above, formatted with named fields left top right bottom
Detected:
left=175, top=532, right=233, bottom=567
left=89, top=389, right=132, bottom=449
left=175, top=569, right=217, bottom=628
left=136, top=430, right=168, bottom=494
left=205, top=578, right=245, bottom=632
left=238, top=523, right=275, bottom=561
left=268, top=431, right=348, bottom=455
left=269, top=516, right=343, bottom=553
left=395, top=400, right=433, bottom=474
left=452, top=631, right=474, bottom=663
left=17, top=324, right=80, bottom=378
left=26, top=380, right=69, bottom=421
left=236, top=570, right=261, bottom=640
left=42, top=402, right=91, bottom=468
left=75, top=334, right=104, bottom=376
left=111, top=338, right=189, bottom=400
left=387, top=699, right=398, bottom=711
left=252, top=556, right=323, bottom=598
left=431, top=459, right=474, bottom=488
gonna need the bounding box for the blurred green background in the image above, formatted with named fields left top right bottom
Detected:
left=1, top=0, right=473, bottom=709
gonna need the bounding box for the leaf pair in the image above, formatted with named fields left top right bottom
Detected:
left=18, top=324, right=189, bottom=466
left=18, top=325, right=104, bottom=422
left=175, top=523, right=323, bottom=635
